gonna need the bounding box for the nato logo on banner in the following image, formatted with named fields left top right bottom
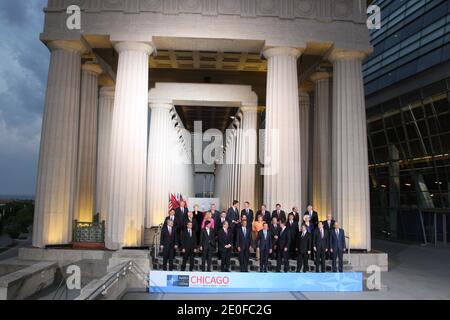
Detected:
left=167, top=275, right=190, bottom=287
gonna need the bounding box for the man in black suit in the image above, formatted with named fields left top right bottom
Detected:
left=256, top=222, right=272, bottom=272
left=218, top=220, right=233, bottom=272
left=160, top=219, right=178, bottom=271
left=227, top=200, right=240, bottom=248
left=313, top=221, right=328, bottom=272
left=184, top=211, right=198, bottom=233
left=210, top=203, right=221, bottom=226
left=323, top=213, right=335, bottom=259
left=269, top=217, right=280, bottom=260
left=192, top=204, right=203, bottom=245
left=175, top=201, right=188, bottom=227
left=256, top=204, right=271, bottom=223
left=286, top=213, right=298, bottom=259
left=304, top=205, right=319, bottom=230
left=330, top=222, right=346, bottom=272
left=272, top=203, right=286, bottom=222
left=181, top=221, right=197, bottom=271
left=296, top=224, right=311, bottom=272
left=165, top=209, right=178, bottom=229
left=236, top=219, right=252, bottom=272
left=276, top=220, right=290, bottom=272
left=176, top=201, right=188, bottom=246
left=216, top=211, right=229, bottom=231
left=240, top=201, right=254, bottom=230
left=199, top=220, right=215, bottom=272
left=288, top=207, right=301, bottom=222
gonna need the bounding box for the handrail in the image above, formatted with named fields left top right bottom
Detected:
left=345, top=235, right=351, bottom=265
left=80, top=260, right=148, bottom=300
left=152, top=224, right=163, bottom=260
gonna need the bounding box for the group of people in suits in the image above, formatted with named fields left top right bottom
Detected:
left=159, top=200, right=347, bottom=273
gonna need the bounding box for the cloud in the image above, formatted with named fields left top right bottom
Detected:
left=0, top=0, right=49, bottom=195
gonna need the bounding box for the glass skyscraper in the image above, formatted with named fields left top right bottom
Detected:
left=364, top=0, right=450, bottom=245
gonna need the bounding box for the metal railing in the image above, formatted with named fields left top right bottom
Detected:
left=152, top=224, right=163, bottom=259
left=80, top=261, right=148, bottom=300
left=72, top=220, right=105, bottom=243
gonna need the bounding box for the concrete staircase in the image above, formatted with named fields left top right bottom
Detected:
left=151, top=253, right=352, bottom=272
left=108, top=250, right=151, bottom=274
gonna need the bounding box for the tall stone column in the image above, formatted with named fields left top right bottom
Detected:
left=311, top=72, right=332, bottom=220
left=330, top=50, right=371, bottom=250
left=232, top=117, right=241, bottom=201
left=74, top=63, right=102, bottom=223
left=146, top=103, right=173, bottom=227
left=96, top=86, right=115, bottom=223
left=263, top=47, right=303, bottom=212
left=239, top=106, right=258, bottom=207
left=33, top=40, right=85, bottom=248
left=299, top=90, right=310, bottom=209
left=107, top=42, right=153, bottom=249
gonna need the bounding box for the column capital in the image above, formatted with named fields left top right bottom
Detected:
left=328, top=49, right=369, bottom=62
left=82, top=63, right=103, bottom=76
left=262, top=47, right=304, bottom=59
left=310, top=71, right=332, bottom=83
left=99, top=86, right=115, bottom=97
left=48, top=40, right=87, bottom=54
left=240, top=105, right=258, bottom=113
left=114, top=42, right=155, bottom=55
left=149, top=102, right=173, bottom=110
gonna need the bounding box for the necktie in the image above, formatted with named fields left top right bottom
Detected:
left=302, top=232, right=305, bottom=238
left=336, top=229, right=339, bottom=237
left=168, top=227, right=172, bottom=235
left=264, top=231, right=267, bottom=239
left=321, top=228, right=323, bottom=238
left=243, top=227, right=246, bottom=237
left=189, top=229, right=192, bottom=237
left=207, top=229, right=209, bottom=236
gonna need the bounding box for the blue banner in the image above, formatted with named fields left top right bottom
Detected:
left=149, top=271, right=363, bottom=293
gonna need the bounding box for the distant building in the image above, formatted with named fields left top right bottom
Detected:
left=364, top=0, right=450, bottom=245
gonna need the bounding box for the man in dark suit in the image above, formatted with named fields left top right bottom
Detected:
left=227, top=200, right=240, bottom=248
left=210, top=203, right=221, bottom=226
left=269, top=217, right=280, bottom=260
left=199, top=220, right=215, bottom=272
left=313, top=221, right=328, bottom=272
left=181, top=221, right=197, bottom=271
left=216, top=211, right=229, bottom=231
left=176, top=201, right=188, bottom=246
left=330, top=222, right=346, bottom=273
left=256, top=222, right=272, bottom=272
left=296, top=224, right=311, bottom=272
left=289, top=207, right=301, bottom=222
left=218, top=220, right=233, bottom=272
left=240, top=201, right=254, bottom=230
left=165, top=209, right=178, bottom=229
left=323, top=213, right=335, bottom=259
left=286, top=213, right=298, bottom=259
left=236, top=219, right=252, bottom=272
left=175, top=201, right=188, bottom=227
left=192, top=204, right=203, bottom=245
left=160, top=219, right=178, bottom=271
left=184, top=211, right=198, bottom=233
left=272, top=203, right=286, bottom=222
left=276, top=220, right=290, bottom=272
left=256, top=204, right=272, bottom=223
left=304, top=205, right=319, bottom=230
